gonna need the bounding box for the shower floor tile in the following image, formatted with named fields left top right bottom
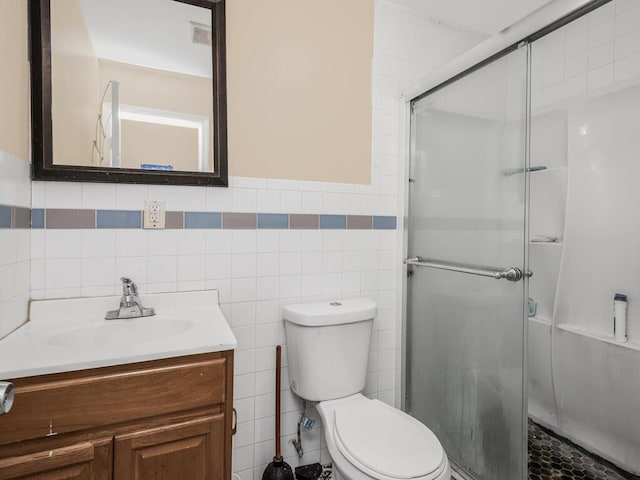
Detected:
left=528, top=420, right=638, bottom=480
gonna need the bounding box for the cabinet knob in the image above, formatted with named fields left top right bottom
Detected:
left=0, top=382, right=15, bottom=415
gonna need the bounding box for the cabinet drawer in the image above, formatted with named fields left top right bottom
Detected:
left=0, top=437, right=112, bottom=480
left=0, top=357, right=227, bottom=445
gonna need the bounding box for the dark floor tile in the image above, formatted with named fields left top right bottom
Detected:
left=528, top=420, right=637, bottom=480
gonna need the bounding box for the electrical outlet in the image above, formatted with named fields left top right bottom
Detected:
left=143, top=200, right=166, bottom=229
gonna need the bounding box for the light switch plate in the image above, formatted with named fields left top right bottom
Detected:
left=143, top=200, right=166, bottom=229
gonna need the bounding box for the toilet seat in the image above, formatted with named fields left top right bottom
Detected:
left=331, top=397, right=446, bottom=480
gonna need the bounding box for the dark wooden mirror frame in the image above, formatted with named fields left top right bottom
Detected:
left=28, top=0, right=228, bottom=186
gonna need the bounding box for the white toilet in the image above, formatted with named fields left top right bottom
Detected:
left=283, top=298, right=450, bottom=480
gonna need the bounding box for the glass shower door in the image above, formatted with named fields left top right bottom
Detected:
left=405, top=45, right=529, bottom=480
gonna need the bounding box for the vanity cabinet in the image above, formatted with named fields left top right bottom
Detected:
left=114, top=415, right=224, bottom=480
left=0, top=351, right=234, bottom=480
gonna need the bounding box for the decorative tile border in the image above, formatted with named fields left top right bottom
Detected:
left=0, top=205, right=31, bottom=229
left=28, top=208, right=398, bottom=230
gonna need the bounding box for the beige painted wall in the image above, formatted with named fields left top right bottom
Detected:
left=227, top=0, right=374, bottom=184
left=0, top=1, right=30, bottom=161
left=121, top=120, right=199, bottom=171
left=4, top=0, right=375, bottom=182
left=51, top=0, right=100, bottom=166
left=98, top=59, right=213, bottom=170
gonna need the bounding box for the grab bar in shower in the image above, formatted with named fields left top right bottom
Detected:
left=403, top=256, right=532, bottom=282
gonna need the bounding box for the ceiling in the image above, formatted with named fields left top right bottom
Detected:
left=390, top=0, right=553, bottom=34
left=74, top=0, right=552, bottom=78
left=77, top=0, right=212, bottom=77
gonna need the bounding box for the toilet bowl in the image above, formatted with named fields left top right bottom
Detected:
left=316, top=394, right=450, bottom=480
left=282, top=298, right=450, bottom=480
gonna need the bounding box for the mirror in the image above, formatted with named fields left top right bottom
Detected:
left=29, top=0, right=228, bottom=186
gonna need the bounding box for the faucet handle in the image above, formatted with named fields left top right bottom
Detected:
left=120, top=277, right=138, bottom=296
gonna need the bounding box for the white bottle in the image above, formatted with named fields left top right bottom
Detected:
left=614, top=293, right=628, bottom=343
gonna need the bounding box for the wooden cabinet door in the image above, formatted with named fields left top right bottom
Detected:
left=0, top=438, right=112, bottom=480
left=114, top=415, right=225, bottom=480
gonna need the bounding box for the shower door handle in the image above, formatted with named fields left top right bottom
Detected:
left=403, top=256, right=532, bottom=282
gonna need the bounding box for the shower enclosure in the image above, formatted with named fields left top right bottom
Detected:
left=403, top=0, right=640, bottom=479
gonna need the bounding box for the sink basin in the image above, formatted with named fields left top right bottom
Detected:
left=47, top=318, right=194, bottom=349
left=0, top=290, right=237, bottom=379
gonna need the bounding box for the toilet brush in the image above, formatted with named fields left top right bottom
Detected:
left=262, top=346, right=294, bottom=480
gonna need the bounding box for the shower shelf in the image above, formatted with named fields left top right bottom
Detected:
left=529, top=315, right=551, bottom=325
left=502, top=165, right=547, bottom=176
left=557, top=323, right=640, bottom=352
left=529, top=240, right=562, bottom=245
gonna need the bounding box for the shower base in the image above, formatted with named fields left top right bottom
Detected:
left=528, top=420, right=638, bottom=480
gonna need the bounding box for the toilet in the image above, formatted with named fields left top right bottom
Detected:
left=283, top=298, right=450, bottom=480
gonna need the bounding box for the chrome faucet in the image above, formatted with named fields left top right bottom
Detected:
left=105, top=277, right=155, bottom=320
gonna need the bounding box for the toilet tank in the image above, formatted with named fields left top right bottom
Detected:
left=283, top=298, right=377, bottom=402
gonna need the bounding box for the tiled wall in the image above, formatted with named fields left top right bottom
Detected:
left=30, top=176, right=402, bottom=472
left=371, top=0, right=486, bottom=406
left=531, top=0, right=640, bottom=110
left=0, top=151, right=31, bottom=339
left=26, top=1, right=486, bottom=478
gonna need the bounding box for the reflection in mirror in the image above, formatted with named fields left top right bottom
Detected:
left=50, top=0, right=214, bottom=173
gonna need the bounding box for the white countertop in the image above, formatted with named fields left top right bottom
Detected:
left=0, top=290, right=236, bottom=380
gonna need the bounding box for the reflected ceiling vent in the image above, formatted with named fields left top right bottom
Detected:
left=190, top=21, right=211, bottom=46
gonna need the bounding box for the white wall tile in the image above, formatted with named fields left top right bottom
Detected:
left=81, top=183, right=116, bottom=209
left=177, top=186, right=206, bottom=211
left=82, top=257, right=116, bottom=287
left=115, top=184, right=149, bottom=210
left=177, top=230, right=206, bottom=255
left=232, top=254, right=257, bottom=278
left=280, top=191, right=302, bottom=213
left=233, top=189, right=258, bottom=212
left=277, top=231, right=300, bottom=253
left=147, top=230, right=178, bottom=256
left=115, top=230, right=148, bottom=258
left=206, top=230, right=233, bottom=255
left=232, top=277, right=257, bottom=303
left=82, top=229, right=116, bottom=258
left=256, top=190, right=280, bottom=213
left=301, top=191, right=323, bottom=213
left=256, top=276, right=280, bottom=301
left=45, top=182, right=81, bottom=208
left=232, top=231, right=257, bottom=254
left=177, top=256, right=205, bottom=282
left=45, top=258, right=82, bottom=289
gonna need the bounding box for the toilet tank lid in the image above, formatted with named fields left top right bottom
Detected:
left=283, top=298, right=377, bottom=326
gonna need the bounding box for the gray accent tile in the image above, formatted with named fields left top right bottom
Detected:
left=373, top=216, right=397, bottom=230
left=184, top=212, right=221, bottom=229
left=223, top=212, right=256, bottom=229
left=96, top=210, right=140, bottom=229
left=31, top=209, right=45, bottom=229
left=319, top=214, right=346, bottom=229
left=12, top=207, right=31, bottom=229
left=257, top=213, right=288, bottom=229
left=289, top=214, right=319, bottom=229
left=0, top=205, right=11, bottom=228
left=165, top=211, right=184, bottom=229
left=347, top=215, right=372, bottom=230
left=47, top=209, right=96, bottom=229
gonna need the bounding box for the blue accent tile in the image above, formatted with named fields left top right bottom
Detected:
left=257, top=213, right=289, bottom=229
left=97, top=210, right=141, bottom=229
left=31, top=209, right=45, bottom=229
left=373, top=216, right=397, bottom=230
left=0, top=205, right=11, bottom=228
left=319, top=214, right=346, bottom=229
left=184, top=212, right=222, bottom=229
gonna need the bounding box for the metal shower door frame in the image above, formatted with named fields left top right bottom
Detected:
left=399, top=1, right=613, bottom=479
